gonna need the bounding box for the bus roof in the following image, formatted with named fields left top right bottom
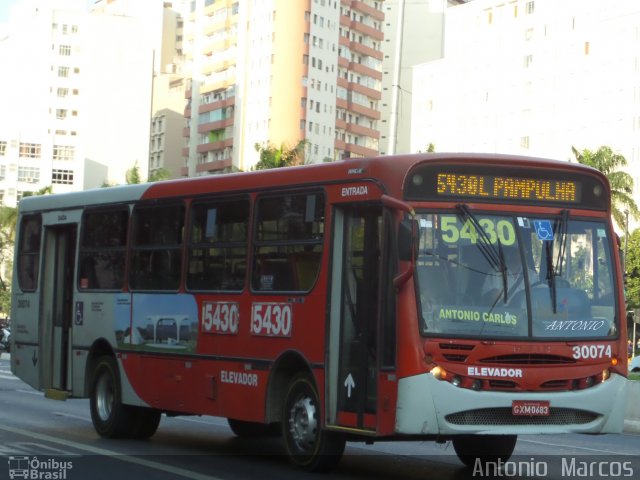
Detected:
left=16, top=153, right=607, bottom=214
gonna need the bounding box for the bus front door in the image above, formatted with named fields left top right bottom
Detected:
left=328, top=205, right=381, bottom=432
left=41, top=225, right=77, bottom=393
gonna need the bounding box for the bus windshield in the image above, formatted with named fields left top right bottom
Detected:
left=416, top=210, right=617, bottom=340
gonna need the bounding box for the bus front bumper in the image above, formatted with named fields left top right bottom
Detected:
left=395, top=372, right=627, bottom=436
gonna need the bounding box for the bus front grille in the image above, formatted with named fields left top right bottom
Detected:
left=445, top=407, right=599, bottom=426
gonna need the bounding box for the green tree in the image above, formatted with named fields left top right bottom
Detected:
left=625, top=228, right=640, bottom=309
left=148, top=168, right=171, bottom=182
left=253, top=140, right=308, bottom=170
left=126, top=162, right=142, bottom=184
left=572, top=146, right=639, bottom=230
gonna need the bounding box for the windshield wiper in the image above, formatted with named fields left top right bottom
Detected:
left=456, top=204, right=508, bottom=302
left=545, top=209, right=569, bottom=313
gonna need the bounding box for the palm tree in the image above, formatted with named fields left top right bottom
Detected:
left=572, top=146, right=639, bottom=230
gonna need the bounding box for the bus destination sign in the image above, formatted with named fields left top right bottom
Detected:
left=435, top=173, right=580, bottom=203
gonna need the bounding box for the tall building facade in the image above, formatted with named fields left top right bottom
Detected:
left=411, top=0, right=640, bottom=198
left=0, top=0, right=155, bottom=206
left=379, top=0, right=446, bottom=155
left=181, top=0, right=385, bottom=175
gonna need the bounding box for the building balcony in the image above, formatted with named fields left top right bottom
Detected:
left=336, top=97, right=381, bottom=120
left=345, top=122, right=379, bottom=139
left=347, top=81, right=381, bottom=100
left=198, top=96, right=235, bottom=113
left=183, top=126, right=190, bottom=137
left=340, top=14, right=383, bottom=36
left=196, top=137, right=234, bottom=153
left=351, top=1, right=385, bottom=21
left=196, top=158, right=232, bottom=173
left=334, top=140, right=378, bottom=158
left=349, top=41, right=383, bottom=61
left=197, top=117, right=234, bottom=134
left=348, top=61, right=382, bottom=81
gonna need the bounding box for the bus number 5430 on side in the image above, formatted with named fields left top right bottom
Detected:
left=202, top=301, right=239, bottom=335
left=251, top=302, right=293, bottom=337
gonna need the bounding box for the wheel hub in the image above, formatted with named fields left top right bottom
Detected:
left=288, top=395, right=318, bottom=451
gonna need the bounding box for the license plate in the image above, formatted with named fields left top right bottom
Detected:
left=512, top=400, right=550, bottom=416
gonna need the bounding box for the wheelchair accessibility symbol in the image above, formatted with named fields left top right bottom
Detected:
left=533, top=220, right=554, bottom=241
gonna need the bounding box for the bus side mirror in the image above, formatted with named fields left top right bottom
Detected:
left=398, top=219, right=417, bottom=261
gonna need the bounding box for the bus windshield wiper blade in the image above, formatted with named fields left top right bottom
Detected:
left=545, top=210, right=569, bottom=314
left=456, top=204, right=508, bottom=302
left=545, top=240, right=557, bottom=313
left=554, top=210, right=569, bottom=277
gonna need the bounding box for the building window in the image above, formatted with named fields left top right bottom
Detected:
left=17, top=167, right=40, bottom=183
left=520, top=136, right=530, bottom=149
left=52, top=169, right=74, bottom=184
left=525, top=1, right=534, bottom=14
left=59, top=45, right=71, bottom=56
left=523, top=54, right=533, bottom=68
left=19, top=143, right=41, bottom=158
left=56, top=109, right=67, bottom=119
left=58, top=66, right=70, bottom=77
left=57, top=88, right=69, bottom=98
left=53, top=145, right=75, bottom=160
left=0, top=141, right=6, bottom=156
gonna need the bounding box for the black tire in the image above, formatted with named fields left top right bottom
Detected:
left=228, top=418, right=280, bottom=438
left=131, top=407, right=162, bottom=439
left=452, top=434, right=517, bottom=468
left=89, top=355, right=135, bottom=438
left=282, top=374, right=345, bottom=472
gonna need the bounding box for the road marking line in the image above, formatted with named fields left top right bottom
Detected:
left=0, top=424, right=223, bottom=480
left=52, top=412, right=92, bottom=422
left=519, top=438, right=637, bottom=455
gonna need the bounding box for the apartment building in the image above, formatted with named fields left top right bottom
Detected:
left=0, top=0, right=155, bottom=205
left=411, top=0, right=640, bottom=194
left=181, top=0, right=385, bottom=175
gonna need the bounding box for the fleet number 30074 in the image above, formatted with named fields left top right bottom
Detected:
left=571, top=344, right=612, bottom=360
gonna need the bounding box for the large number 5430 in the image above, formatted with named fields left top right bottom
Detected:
left=441, top=217, right=516, bottom=246
left=251, top=303, right=293, bottom=337
left=202, top=301, right=239, bottom=335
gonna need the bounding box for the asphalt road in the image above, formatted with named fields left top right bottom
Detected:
left=1, top=353, right=639, bottom=480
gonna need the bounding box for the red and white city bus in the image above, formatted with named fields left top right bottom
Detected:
left=10, top=153, right=628, bottom=471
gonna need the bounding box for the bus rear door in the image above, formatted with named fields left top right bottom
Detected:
left=41, top=223, right=77, bottom=396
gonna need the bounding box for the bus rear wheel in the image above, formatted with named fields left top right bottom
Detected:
left=131, top=407, right=162, bottom=439
left=282, top=374, right=345, bottom=472
left=89, top=355, right=134, bottom=438
left=452, top=434, right=517, bottom=468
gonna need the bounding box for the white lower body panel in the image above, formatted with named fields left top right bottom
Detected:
left=395, top=372, right=627, bottom=436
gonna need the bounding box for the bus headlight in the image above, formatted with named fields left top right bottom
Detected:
left=430, top=366, right=447, bottom=380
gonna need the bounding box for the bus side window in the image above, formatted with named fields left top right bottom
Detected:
left=187, top=197, right=249, bottom=291
left=17, top=214, right=42, bottom=291
left=131, top=203, right=184, bottom=291
left=252, top=192, right=325, bottom=292
left=79, top=207, right=128, bottom=290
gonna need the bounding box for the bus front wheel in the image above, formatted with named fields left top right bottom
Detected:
left=282, top=374, right=345, bottom=472
left=452, top=434, right=517, bottom=468
left=89, top=355, right=134, bottom=438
